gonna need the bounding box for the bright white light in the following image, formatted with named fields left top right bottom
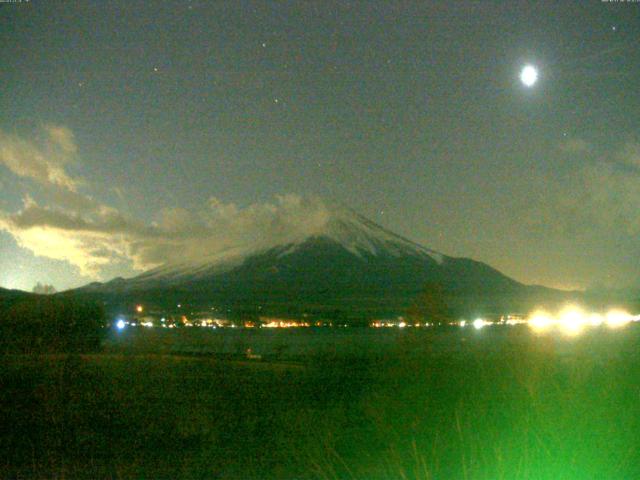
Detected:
left=558, top=306, right=586, bottom=336
left=605, top=309, right=632, bottom=329
left=526, top=307, right=638, bottom=334
left=589, top=313, right=604, bottom=327
left=506, top=319, right=525, bottom=325
left=520, top=65, right=538, bottom=87
left=398, top=321, right=406, bottom=328
left=528, top=310, right=553, bottom=333
left=116, top=319, right=126, bottom=330
left=460, top=320, right=466, bottom=327
left=473, top=318, right=486, bottom=330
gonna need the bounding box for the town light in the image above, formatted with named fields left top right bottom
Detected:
left=605, top=309, right=633, bottom=329
left=589, top=313, right=604, bottom=327
left=528, top=310, right=553, bottom=333
left=558, top=306, right=586, bottom=336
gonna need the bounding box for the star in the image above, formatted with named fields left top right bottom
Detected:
left=611, top=25, right=617, bottom=32
left=153, top=67, right=159, bottom=72
left=273, top=97, right=280, bottom=104
left=262, top=42, right=267, bottom=48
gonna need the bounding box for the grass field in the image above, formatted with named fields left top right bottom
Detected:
left=3, top=326, right=640, bottom=479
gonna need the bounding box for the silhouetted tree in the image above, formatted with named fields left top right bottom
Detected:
left=32, top=282, right=57, bottom=295
left=0, top=296, right=106, bottom=353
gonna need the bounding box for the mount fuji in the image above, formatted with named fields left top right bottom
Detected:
left=74, top=204, right=567, bottom=319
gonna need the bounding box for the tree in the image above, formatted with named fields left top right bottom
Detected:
left=32, top=282, right=57, bottom=295
left=0, top=296, right=106, bottom=353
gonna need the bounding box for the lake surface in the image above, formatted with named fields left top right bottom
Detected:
left=104, top=323, right=640, bottom=360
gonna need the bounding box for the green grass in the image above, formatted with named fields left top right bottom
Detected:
left=2, top=327, right=640, bottom=479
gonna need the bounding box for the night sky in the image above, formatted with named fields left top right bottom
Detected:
left=1, top=1, right=639, bottom=292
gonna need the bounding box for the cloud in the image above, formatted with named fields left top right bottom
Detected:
left=45, top=125, right=77, bottom=154
left=0, top=129, right=335, bottom=276
left=0, top=125, right=135, bottom=277
left=126, top=194, right=332, bottom=271
left=0, top=185, right=334, bottom=279
left=531, top=141, right=640, bottom=237
left=0, top=199, right=140, bottom=277
left=0, top=126, right=79, bottom=190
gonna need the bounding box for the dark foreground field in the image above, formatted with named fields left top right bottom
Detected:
left=3, top=326, right=640, bottom=479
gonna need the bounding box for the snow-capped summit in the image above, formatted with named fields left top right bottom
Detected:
left=299, top=206, right=443, bottom=262
left=130, top=201, right=443, bottom=286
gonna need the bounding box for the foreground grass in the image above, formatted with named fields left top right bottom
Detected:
left=2, top=327, right=640, bottom=479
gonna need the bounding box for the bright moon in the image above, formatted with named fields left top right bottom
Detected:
left=520, top=65, right=538, bottom=87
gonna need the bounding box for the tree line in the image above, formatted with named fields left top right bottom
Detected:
left=0, top=295, right=106, bottom=353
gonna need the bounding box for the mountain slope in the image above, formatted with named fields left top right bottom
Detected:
left=74, top=205, right=569, bottom=317
left=122, top=206, right=445, bottom=288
